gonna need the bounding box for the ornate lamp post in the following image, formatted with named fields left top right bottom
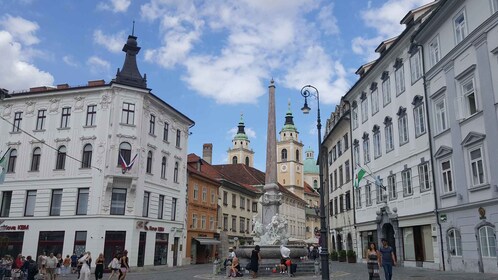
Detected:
left=300, top=85, right=329, bottom=280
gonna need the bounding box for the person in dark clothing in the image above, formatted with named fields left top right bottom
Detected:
left=25, top=256, right=38, bottom=280
left=71, top=253, right=78, bottom=274
left=249, top=245, right=261, bottom=279
left=94, top=253, right=104, bottom=280
left=379, top=238, right=396, bottom=280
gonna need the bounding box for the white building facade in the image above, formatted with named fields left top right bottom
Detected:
left=344, top=2, right=440, bottom=268
left=0, top=34, right=194, bottom=268
left=413, top=0, right=498, bottom=273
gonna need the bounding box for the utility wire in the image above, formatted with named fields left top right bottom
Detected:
left=0, top=115, right=102, bottom=172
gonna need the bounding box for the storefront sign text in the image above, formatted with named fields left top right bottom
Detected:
left=0, top=224, right=29, bottom=231
left=136, top=221, right=164, bottom=232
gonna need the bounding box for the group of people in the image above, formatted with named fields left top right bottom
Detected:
left=0, top=250, right=130, bottom=280
left=226, top=245, right=261, bottom=279
left=366, top=238, right=397, bottom=280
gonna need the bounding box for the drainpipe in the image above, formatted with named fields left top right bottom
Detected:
left=410, top=40, right=446, bottom=271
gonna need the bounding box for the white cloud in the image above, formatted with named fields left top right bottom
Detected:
left=141, top=0, right=347, bottom=105
left=86, top=56, right=111, bottom=75
left=97, top=0, right=131, bottom=13
left=0, top=19, right=54, bottom=91
left=227, top=126, right=257, bottom=140
left=0, top=14, right=40, bottom=45
left=353, top=0, right=433, bottom=61
left=93, top=29, right=126, bottom=53
left=62, top=55, right=78, bottom=67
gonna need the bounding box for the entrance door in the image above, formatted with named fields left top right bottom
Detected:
left=337, top=234, right=343, bottom=251
left=103, top=231, right=126, bottom=266
left=137, top=232, right=146, bottom=267
left=173, top=237, right=179, bottom=266
left=382, top=223, right=396, bottom=259
left=347, top=233, right=353, bottom=251
left=154, top=233, right=168, bottom=265
left=37, top=231, right=65, bottom=257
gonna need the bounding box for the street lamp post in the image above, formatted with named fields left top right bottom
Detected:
left=300, top=85, right=330, bottom=280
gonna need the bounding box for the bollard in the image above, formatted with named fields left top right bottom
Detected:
left=314, top=259, right=320, bottom=276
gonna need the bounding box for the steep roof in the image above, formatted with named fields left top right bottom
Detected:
left=187, top=153, right=221, bottom=186
left=304, top=182, right=319, bottom=197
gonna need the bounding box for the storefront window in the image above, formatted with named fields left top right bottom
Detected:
left=104, top=231, right=126, bottom=266
left=403, top=228, right=416, bottom=260
left=422, top=225, right=434, bottom=261
left=37, top=231, right=65, bottom=257
left=154, top=233, right=169, bottom=265
left=0, top=232, right=24, bottom=258
left=73, top=231, right=87, bottom=256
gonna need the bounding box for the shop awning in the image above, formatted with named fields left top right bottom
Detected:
left=194, top=238, right=221, bottom=245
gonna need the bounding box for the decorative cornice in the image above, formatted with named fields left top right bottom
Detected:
left=455, top=64, right=476, bottom=81
left=370, top=82, right=378, bottom=91
left=54, top=137, right=71, bottom=143
left=461, top=132, right=486, bottom=147
left=393, top=58, right=403, bottom=69
left=383, top=116, right=392, bottom=125
left=353, top=139, right=359, bottom=146
left=411, top=95, right=424, bottom=106
left=381, top=71, right=389, bottom=81
left=116, top=133, right=137, bottom=140
left=29, top=139, right=45, bottom=144
left=434, top=146, right=453, bottom=159
left=397, top=106, right=407, bottom=117
left=7, top=141, right=21, bottom=146
left=174, top=155, right=183, bottom=161
left=362, top=132, right=369, bottom=140
left=161, top=149, right=171, bottom=155
left=372, top=125, right=380, bottom=132
left=80, top=135, right=97, bottom=141
left=74, top=96, right=85, bottom=101
left=360, top=91, right=367, bottom=101
left=147, top=143, right=157, bottom=150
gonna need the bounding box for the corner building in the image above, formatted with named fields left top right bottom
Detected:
left=0, top=34, right=194, bottom=268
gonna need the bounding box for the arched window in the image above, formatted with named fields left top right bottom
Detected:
left=478, top=225, right=497, bottom=257
left=81, top=144, right=92, bottom=168
left=55, top=146, right=67, bottom=170
left=118, top=142, right=132, bottom=166
left=281, top=149, right=287, bottom=161
left=161, top=157, right=167, bottom=178
left=7, top=149, right=17, bottom=173
left=146, top=151, right=153, bottom=174
left=31, top=147, right=41, bottom=171
left=245, top=157, right=250, bottom=166
left=173, top=162, right=179, bottom=183
left=232, top=156, right=238, bottom=164
left=296, top=149, right=300, bottom=162
left=447, top=228, right=462, bottom=256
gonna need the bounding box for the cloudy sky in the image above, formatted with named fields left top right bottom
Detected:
left=0, top=0, right=432, bottom=170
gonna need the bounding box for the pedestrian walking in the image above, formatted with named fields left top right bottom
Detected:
left=46, top=253, right=58, bottom=280
left=118, top=250, right=129, bottom=280
left=78, top=252, right=92, bottom=280
left=63, top=255, right=71, bottom=276
left=95, top=253, right=105, bottom=280
left=367, top=242, right=381, bottom=280
left=249, top=245, right=261, bottom=279
left=25, top=256, right=38, bottom=280
left=107, top=254, right=120, bottom=280
left=71, top=253, right=78, bottom=274
left=379, top=238, right=396, bottom=280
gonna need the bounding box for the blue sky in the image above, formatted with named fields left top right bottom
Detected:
left=0, top=0, right=432, bottom=171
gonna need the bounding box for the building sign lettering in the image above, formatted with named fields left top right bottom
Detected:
left=136, top=221, right=164, bottom=232
left=0, top=224, right=29, bottom=231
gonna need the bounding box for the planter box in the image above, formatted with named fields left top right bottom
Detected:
left=347, top=256, right=356, bottom=263
left=338, top=256, right=346, bottom=262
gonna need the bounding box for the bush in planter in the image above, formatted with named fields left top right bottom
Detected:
left=338, top=250, right=347, bottom=262
left=330, top=250, right=338, bottom=261
left=346, top=250, right=357, bottom=263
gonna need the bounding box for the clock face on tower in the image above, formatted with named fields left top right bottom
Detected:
left=280, top=164, right=287, bottom=172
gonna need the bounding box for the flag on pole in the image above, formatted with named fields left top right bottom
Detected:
left=354, top=167, right=366, bottom=188
left=0, top=148, right=11, bottom=184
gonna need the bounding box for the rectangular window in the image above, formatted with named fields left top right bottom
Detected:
left=434, top=97, right=447, bottom=133
left=388, top=175, right=397, bottom=200
left=334, top=169, right=338, bottom=190
left=171, top=197, right=177, bottom=221
left=223, top=191, right=228, bottom=206
left=361, top=99, right=368, bottom=122
left=332, top=145, right=337, bottom=161
left=232, top=194, right=236, bottom=208
left=149, top=114, right=156, bottom=135
left=24, top=190, right=36, bottom=216
left=414, top=105, right=426, bottom=137
left=60, top=107, right=71, bottom=128
left=239, top=217, right=245, bottom=233
left=246, top=198, right=250, bottom=211
left=454, top=9, right=467, bottom=44
left=0, top=191, right=13, bottom=217
left=441, top=159, right=454, bottom=193
left=395, top=65, right=405, bottom=95
left=202, top=187, right=207, bottom=202
left=352, top=106, right=358, bottom=129
left=334, top=197, right=338, bottom=214
left=252, top=202, right=258, bottom=212
left=163, top=123, right=169, bottom=141
left=462, top=77, right=478, bottom=116
left=193, top=184, right=198, bottom=200
left=36, top=109, right=46, bottom=130
left=121, top=102, right=135, bottom=125
left=410, top=51, right=422, bottom=82
left=418, top=163, right=431, bottom=191
left=143, top=191, right=150, bottom=217
left=402, top=169, right=413, bottom=196
left=211, top=191, right=216, bottom=205
left=382, top=78, right=391, bottom=106
left=376, top=178, right=386, bottom=203
left=231, top=215, right=237, bottom=232
left=345, top=160, right=350, bottom=182
left=110, top=188, right=126, bottom=215
left=176, top=129, right=181, bottom=148
left=365, top=184, right=372, bottom=206
left=385, top=123, right=394, bottom=152
left=240, top=196, right=245, bottom=209
left=339, top=195, right=344, bottom=213
left=86, top=105, right=97, bottom=126
left=76, top=188, right=89, bottom=215
left=344, top=133, right=349, bottom=150
left=12, top=112, right=22, bottom=132
left=469, top=147, right=486, bottom=186
left=158, top=195, right=164, bottom=219
left=328, top=150, right=332, bottom=166
left=223, top=214, right=228, bottom=231
left=201, top=215, right=206, bottom=229
left=339, top=165, right=343, bottom=186
left=209, top=216, right=215, bottom=230
left=355, top=188, right=361, bottom=208
left=373, top=130, right=381, bottom=158
left=345, top=191, right=351, bottom=210
left=50, top=189, right=63, bottom=216
left=337, top=141, right=342, bottom=156
left=429, top=36, right=441, bottom=66
left=371, top=89, right=379, bottom=115
left=330, top=173, right=334, bottom=190
left=192, top=214, right=198, bottom=229
left=363, top=138, right=370, bottom=164
left=353, top=144, right=360, bottom=167
left=398, top=115, right=409, bottom=145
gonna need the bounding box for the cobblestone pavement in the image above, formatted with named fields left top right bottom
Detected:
left=48, top=261, right=497, bottom=280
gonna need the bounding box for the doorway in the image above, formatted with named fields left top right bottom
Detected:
left=382, top=223, right=396, bottom=259
left=173, top=237, right=179, bottom=266
left=347, top=233, right=353, bottom=251
left=337, top=234, right=343, bottom=251
left=104, top=231, right=126, bottom=267
left=137, top=232, right=146, bottom=267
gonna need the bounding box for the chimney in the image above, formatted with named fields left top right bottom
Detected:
left=203, top=143, right=213, bottom=164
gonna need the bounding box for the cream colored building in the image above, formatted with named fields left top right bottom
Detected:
left=227, top=115, right=254, bottom=167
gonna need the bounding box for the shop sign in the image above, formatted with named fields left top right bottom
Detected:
left=0, top=224, right=29, bottom=231
left=136, top=221, right=164, bottom=232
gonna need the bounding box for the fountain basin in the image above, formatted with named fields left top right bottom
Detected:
left=236, top=245, right=308, bottom=262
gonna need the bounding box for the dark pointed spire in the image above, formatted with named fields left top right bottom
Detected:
left=234, top=113, right=249, bottom=141
left=284, top=99, right=294, bottom=126
left=113, top=30, right=147, bottom=89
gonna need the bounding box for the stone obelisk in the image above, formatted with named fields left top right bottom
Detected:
left=262, top=79, right=282, bottom=227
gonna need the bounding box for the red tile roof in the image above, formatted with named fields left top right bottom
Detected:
left=304, top=182, right=319, bottom=197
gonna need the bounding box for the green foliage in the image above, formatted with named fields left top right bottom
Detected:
left=346, top=250, right=356, bottom=257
